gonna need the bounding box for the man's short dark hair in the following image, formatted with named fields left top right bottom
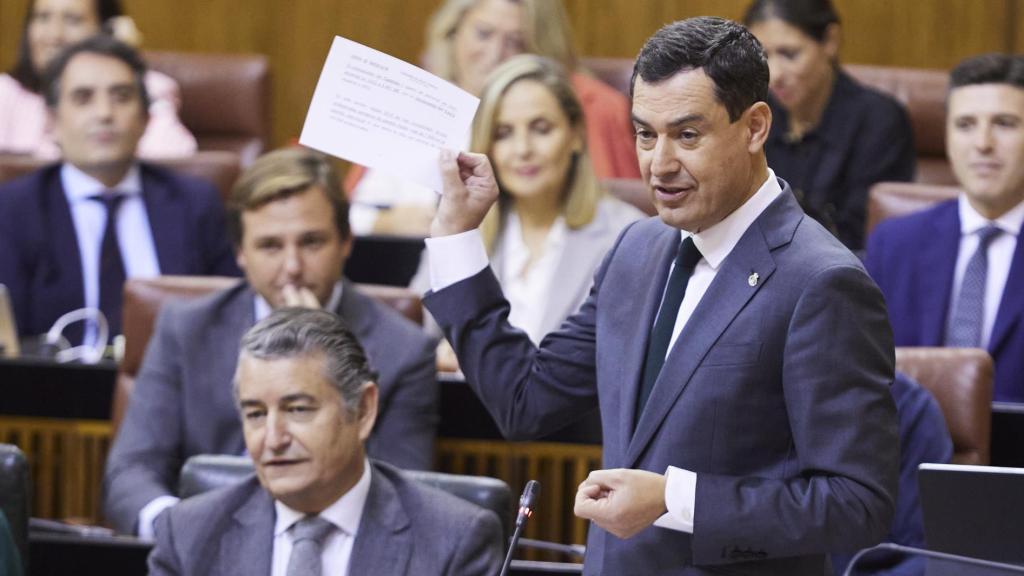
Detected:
left=238, top=308, right=379, bottom=414
left=950, top=53, right=1024, bottom=91
left=42, top=34, right=151, bottom=112
left=631, top=16, right=769, bottom=122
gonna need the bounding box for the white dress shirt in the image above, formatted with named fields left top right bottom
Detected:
left=61, top=163, right=161, bottom=344
left=497, top=213, right=568, bottom=345
left=136, top=282, right=347, bottom=539
left=949, top=196, right=1024, bottom=348
left=271, top=458, right=372, bottom=576
left=426, top=170, right=784, bottom=535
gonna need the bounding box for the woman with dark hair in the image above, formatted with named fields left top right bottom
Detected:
left=745, top=0, right=915, bottom=250
left=0, top=0, right=196, bottom=159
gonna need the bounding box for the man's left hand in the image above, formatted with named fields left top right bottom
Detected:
left=574, top=469, right=667, bottom=539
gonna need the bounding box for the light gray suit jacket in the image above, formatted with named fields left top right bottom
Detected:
left=104, top=281, right=437, bottom=535
left=425, top=184, right=899, bottom=575
left=147, top=461, right=503, bottom=576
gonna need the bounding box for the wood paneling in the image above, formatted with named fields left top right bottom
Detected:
left=0, top=0, right=1020, bottom=149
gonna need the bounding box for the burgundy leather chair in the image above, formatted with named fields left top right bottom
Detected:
left=145, top=51, right=270, bottom=167
left=895, top=347, right=994, bottom=465
left=865, top=181, right=960, bottom=237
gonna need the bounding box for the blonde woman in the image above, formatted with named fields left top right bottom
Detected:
left=417, top=56, right=643, bottom=372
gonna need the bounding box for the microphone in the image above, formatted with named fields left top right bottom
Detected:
left=499, top=480, right=541, bottom=576
left=842, top=543, right=1024, bottom=576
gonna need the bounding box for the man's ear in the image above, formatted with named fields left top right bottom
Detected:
left=746, top=101, right=772, bottom=154
left=822, top=23, right=841, bottom=61
left=356, top=382, right=379, bottom=442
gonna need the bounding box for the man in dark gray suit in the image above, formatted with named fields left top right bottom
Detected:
left=423, top=17, right=898, bottom=575
left=148, top=308, right=501, bottom=576
left=104, top=148, right=437, bottom=538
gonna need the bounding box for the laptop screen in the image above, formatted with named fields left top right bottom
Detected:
left=919, top=463, right=1024, bottom=565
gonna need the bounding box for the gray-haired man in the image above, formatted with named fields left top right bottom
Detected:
left=147, top=308, right=502, bottom=576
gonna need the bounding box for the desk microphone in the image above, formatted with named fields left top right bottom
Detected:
left=498, top=480, right=540, bottom=576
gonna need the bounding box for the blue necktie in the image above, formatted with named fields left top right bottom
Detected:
left=636, top=237, right=703, bottom=425
left=90, top=192, right=127, bottom=340
left=945, top=225, right=1002, bottom=348
left=286, top=515, right=334, bottom=576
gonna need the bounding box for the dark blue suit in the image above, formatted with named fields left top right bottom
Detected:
left=426, top=185, right=899, bottom=575
left=865, top=200, right=1024, bottom=401
left=0, top=163, right=239, bottom=342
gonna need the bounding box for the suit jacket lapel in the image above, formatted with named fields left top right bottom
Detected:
left=45, top=170, right=87, bottom=341
left=616, top=226, right=679, bottom=456
left=216, top=482, right=274, bottom=576
left=142, top=166, right=188, bottom=274
left=347, top=465, right=412, bottom=574
left=919, top=205, right=960, bottom=345
left=625, top=194, right=796, bottom=467
left=990, top=232, right=1024, bottom=353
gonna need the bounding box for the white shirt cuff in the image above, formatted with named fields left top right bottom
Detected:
left=425, top=229, right=489, bottom=291
left=653, top=465, right=696, bottom=533
left=137, top=495, right=180, bottom=540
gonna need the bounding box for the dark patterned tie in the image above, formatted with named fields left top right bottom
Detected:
left=90, top=192, right=127, bottom=340
left=286, top=515, right=334, bottom=576
left=945, top=225, right=1002, bottom=348
left=636, top=237, right=703, bottom=425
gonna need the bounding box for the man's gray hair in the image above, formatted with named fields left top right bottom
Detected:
left=237, top=307, right=379, bottom=413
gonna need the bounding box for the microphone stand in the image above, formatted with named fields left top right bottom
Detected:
left=498, top=480, right=540, bottom=576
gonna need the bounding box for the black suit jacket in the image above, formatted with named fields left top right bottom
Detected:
left=0, top=162, right=239, bottom=341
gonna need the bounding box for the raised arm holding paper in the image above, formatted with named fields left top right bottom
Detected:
left=423, top=17, right=898, bottom=575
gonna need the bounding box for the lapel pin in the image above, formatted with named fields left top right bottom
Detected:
left=748, top=272, right=759, bottom=287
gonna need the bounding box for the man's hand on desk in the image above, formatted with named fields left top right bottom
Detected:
left=574, top=469, right=668, bottom=539
left=431, top=150, right=499, bottom=238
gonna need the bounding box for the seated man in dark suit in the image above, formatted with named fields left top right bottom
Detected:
left=148, top=308, right=500, bottom=576
left=103, top=147, right=437, bottom=538
left=0, top=35, right=238, bottom=348
left=865, top=53, right=1024, bottom=402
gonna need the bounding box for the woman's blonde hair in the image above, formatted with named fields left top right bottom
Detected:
left=472, top=55, right=603, bottom=250
left=424, top=0, right=577, bottom=87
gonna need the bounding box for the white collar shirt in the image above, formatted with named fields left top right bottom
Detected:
left=950, top=195, right=1024, bottom=348
left=665, top=169, right=784, bottom=353
left=60, top=162, right=159, bottom=343
left=270, top=458, right=372, bottom=576
left=497, top=212, right=568, bottom=345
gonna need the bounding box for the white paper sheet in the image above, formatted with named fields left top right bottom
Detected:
left=299, top=36, right=480, bottom=192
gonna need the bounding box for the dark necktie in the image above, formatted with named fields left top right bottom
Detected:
left=636, top=237, right=703, bottom=425
left=286, top=515, right=335, bottom=576
left=90, top=191, right=127, bottom=340
left=945, top=225, right=1002, bottom=348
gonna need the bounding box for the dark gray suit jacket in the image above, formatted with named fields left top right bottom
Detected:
left=425, top=185, right=899, bottom=575
left=103, top=281, right=437, bottom=534
left=147, top=461, right=503, bottom=576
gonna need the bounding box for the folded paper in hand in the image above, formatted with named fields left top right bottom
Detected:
left=300, top=36, right=480, bottom=192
